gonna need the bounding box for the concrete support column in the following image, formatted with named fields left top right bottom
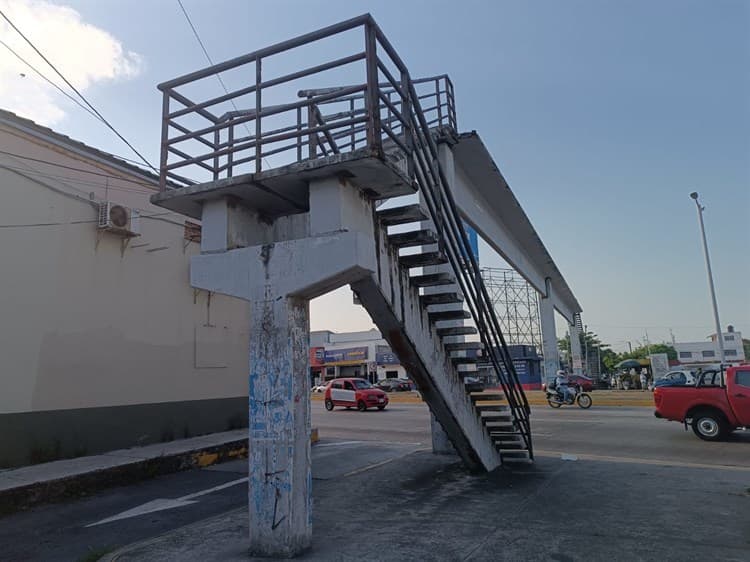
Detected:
left=540, top=278, right=559, bottom=380
left=247, top=295, right=312, bottom=557
left=430, top=413, right=456, bottom=455
left=569, top=315, right=583, bottom=376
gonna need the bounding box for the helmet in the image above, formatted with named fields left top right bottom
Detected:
left=556, top=370, right=565, bottom=376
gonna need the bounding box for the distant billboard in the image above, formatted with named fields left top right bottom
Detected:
left=324, top=346, right=368, bottom=365
left=649, top=353, right=670, bottom=380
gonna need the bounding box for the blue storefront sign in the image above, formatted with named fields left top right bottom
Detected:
left=376, top=351, right=399, bottom=365
left=462, top=223, right=479, bottom=264
left=324, top=346, right=368, bottom=364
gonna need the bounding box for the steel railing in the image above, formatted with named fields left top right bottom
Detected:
left=158, top=14, right=532, bottom=458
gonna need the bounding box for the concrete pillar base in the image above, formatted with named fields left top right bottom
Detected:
left=247, top=296, right=312, bottom=557
left=430, top=413, right=457, bottom=456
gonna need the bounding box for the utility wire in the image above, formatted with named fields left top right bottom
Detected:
left=0, top=211, right=173, bottom=229
left=0, top=39, right=104, bottom=124
left=0, top=149, right=158, bottom=189
left=0, top=8, right=158, bottom=174
left=0, top=162, right=156, bottom=195
left=175, top=0, right=271, bottom=170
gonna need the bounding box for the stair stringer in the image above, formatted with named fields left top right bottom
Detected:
left=351, top=224, right=503, bottom=472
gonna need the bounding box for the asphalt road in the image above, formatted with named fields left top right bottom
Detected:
left=2, top=403, right=748, bottom=560
left=313, top=401, right=750, bottom=468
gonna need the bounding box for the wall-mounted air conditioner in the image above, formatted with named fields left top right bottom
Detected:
left=97, top=201, right=141, bottom=237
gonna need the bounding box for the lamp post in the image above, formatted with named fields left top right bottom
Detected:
left=689, top=192, right=725, bottom=364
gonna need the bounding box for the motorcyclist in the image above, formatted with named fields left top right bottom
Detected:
left=554, top=370, right=576, bottom=404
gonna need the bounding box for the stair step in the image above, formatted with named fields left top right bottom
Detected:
left=488, top=431, right=521, bottom=437
left=470, top=392, right=505, bottom=401
left=377, top=204, right=428, bottom=226
left=437, top=326, right=477, bottom=337
left=445, top=342, right=483, bottom=352
left=410, top=273, right=455, bottom=287
left=493, top=441, right=525, bottom=450
left=451, top=355, right=478, bottom=364
left=428, top=309, right=471, bottom=322
left=475, top=403, right=507, bottom=412
left=400, top=252, right=448, bottom=268
left=388, top=229, right=437, bottom=248
left=479, top=410, right=512, bottom=423
left=421, top=292, right=463, bottom=306
left=498, top=450, right=531, bottom=459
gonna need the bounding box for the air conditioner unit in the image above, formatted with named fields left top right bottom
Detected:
left=97, top=201, right=141, bottom=237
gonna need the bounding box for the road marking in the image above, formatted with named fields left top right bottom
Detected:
left=86, top=477, right=248, bottom=527
left=342, top=447, right=429, bottom=477
left=315, top=441, right=365, bottom=447
left=536, top=450, right=750, bottom=472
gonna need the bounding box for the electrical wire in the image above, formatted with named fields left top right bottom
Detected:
left=0, top=162, right=156, bottom=195
left=0, top=39, right=104, bottom=123
left=175, top=0, right=272, bottom=170
left=0, top=149, right=158, bottom=189
left=0, top=8, right=158, bottom=173
left=0, top=211, right=173, bottom=229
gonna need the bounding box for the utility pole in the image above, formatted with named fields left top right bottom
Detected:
left=584, top=324, right=589, bottom=375
left=689, top=192, right=726, bottom=363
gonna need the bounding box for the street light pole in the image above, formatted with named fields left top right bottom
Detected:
left=689, top=192, right=725, bottom=364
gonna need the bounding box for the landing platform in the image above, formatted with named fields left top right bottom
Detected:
left=151, top=149, right=414, bottom=220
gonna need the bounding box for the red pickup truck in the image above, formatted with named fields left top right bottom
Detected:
left=653, top=365, right=750, bottom=441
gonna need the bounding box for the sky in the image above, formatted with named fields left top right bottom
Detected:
left=1, top=0, right=747, bottom=353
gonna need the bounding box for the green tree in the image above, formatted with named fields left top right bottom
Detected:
left=618, top=343, right=676, bottom=361
left=743, top=339, right=750, bottom=360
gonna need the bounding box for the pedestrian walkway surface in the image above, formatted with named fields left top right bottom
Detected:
left=106, top=449, right=750, bottom=561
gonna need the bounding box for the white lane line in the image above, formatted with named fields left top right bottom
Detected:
left=86, top=477, right=247, bottom=527
left=315, top=441, right=366, bottom=447
left=535, top=450, right=750, bottom=472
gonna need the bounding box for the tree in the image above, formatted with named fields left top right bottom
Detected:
left=558, top=330, right=613, bottom=375
left=618, top=343, right=676, bottom=361
left=744, top=339, right=750, bottom=360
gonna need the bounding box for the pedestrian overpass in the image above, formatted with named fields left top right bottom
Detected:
left=150, top=14, right=584, bottom=556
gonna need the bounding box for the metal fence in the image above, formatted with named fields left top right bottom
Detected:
left=158, top=14, right=532, bottom=458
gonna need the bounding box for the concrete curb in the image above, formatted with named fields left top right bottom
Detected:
left=0, top=428, right=320, bottom=517
left=0, top=438, right=248, bottom=517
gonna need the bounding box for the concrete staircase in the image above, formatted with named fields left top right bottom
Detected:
left=351, top=201, right=531, bottom=470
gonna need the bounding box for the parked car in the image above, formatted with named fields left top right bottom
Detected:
left=325, top=378, right=389, bottom=411
left=311, top=382, right=329, bottom=393
left=653, top=370, right=697, bottom=388
left=375, top=379, right=410, bottom=392
left=654, top=365, right=750, bottom=441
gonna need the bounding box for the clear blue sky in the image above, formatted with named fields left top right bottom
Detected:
left=4, top=0, right=748, bottom=351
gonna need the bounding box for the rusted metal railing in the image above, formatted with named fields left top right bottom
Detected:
left=158, top=14, right=532, bottom=459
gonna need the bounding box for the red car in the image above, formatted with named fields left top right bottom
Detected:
left=325, top=378, right=389, bottom=411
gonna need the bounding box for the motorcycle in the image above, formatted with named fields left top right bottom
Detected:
left=546, top=384, right=592, bottom=409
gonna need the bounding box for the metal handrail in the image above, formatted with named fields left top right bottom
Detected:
left=157, top=14, right=532, bottom=458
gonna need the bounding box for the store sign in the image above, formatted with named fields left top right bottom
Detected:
left=649, top=353, right=669, bottom=380
left=376, top=351, right=399, bottom=365
left=324, top=346, right=368, bottom=364
left=309, top=347, right=325, bottom=366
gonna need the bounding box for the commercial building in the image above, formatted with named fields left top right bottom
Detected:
left=476, top=345, right=543, bottom=390
left=310, top=329, right=407, bottom=384
left=0, top=110, right=248, bottom=467
left=675, top=326, right=746, bottom=365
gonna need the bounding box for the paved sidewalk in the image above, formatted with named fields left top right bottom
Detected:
left=0, top=430, right=252, bottom=515
left=105, top=450, right=750, bottom=562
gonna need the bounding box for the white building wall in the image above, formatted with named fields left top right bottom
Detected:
left=0, top=123, right=249, bottom=415
left=675, top=331, right=745, bottom=364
